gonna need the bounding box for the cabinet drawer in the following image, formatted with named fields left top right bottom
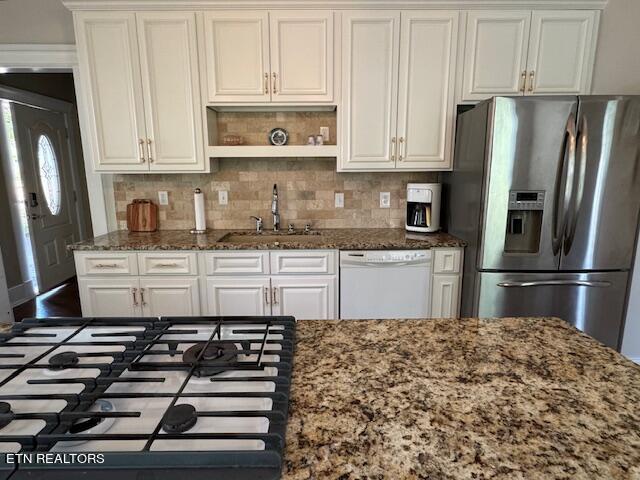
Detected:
left=433, top=249, right=462, bottom=274
left=205, top=251, right=270, bottom=275
left=75, top=252, right=138, bottom=276
left=271, top=251, right=336, bottom=275
left=138, top=252, right=197, bottom=275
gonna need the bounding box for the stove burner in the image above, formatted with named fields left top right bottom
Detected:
left=162, top=404, right=197, bottom=433
left=49, top=351, right=79, bottom=370
left=0, top=402, right=13, bottom=429
left=183, top=341, right=239, bottom=377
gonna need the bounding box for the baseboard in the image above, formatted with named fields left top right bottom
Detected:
left=8, top=280, right=35, bottom=307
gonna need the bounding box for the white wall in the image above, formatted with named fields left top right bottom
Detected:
left=0, top=0, right=75, bottom=44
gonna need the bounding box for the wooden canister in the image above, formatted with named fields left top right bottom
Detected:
left=126, top=199, right=158, bottom=232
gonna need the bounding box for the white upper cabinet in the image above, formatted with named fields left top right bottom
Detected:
left=526, top=10, right=598, bottom=95
left=269, top=10, right=334, bottom=102
left=74, top=11, right=206, bottom=173
left=202, top=11, right=271, bottom=102
left=340, top=10, right=458, bottom=171
left=396, top=11, right=458, bottom=170
left=461, top=9, right=598, bottom=101
left=202, top=10, right=334, bottom=103
left=137, top=12, right=204, bottom=170
left=341, top=11, right=400, bottom=170
left=74, top=12, right=148, bottom=171
left=462, top=11, right=531, bottom=101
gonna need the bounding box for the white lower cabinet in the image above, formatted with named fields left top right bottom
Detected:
left=431, top=274, right=460, bottom=318
left=139, top=277, right=200, bottom=316
left=206, top=277, right=271, bottom=316
left=271, top=276, right=336, bottom=319
left=78, top=278, right=141, bottom=317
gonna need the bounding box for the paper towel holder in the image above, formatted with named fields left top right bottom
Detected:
left=190, top=187, right=207, bottom=234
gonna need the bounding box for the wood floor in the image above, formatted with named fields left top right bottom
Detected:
left=12, top=278, right=82, bottom=321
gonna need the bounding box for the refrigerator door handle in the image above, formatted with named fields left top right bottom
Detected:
left=552, top=113, right=577, bottom=256
left=497, top=280, right=611, bottom=288
left=563, top=115, right=588, bottom=255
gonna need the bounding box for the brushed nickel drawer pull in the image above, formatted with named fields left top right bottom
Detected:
left=155, top=262, right=179, bottom=268
left=139, top=139, right=146, bottom=163
left=520, top=70, right=526, bottom=93
left=272, top=72, right=277, bottom=95
left=132, top=288, right=138, bottom=306
left=140, top=288, right=147, bottom=306
left=264, top=287, right=270, bottom=305
left=391, top=137, right=396, bottom=161
left=528, top=71, right=535, bottom=93
left=272, top=286, right=278, bottom=305
left=264, top=72, right=269, bottom=94
left=398, top=136, right=405, bottom=161
left=95, top=263, right=118, bottom=268
left=146, top=139, right=153, bottom=163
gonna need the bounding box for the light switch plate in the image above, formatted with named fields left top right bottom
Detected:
left=218, top=190, right=228, bottom=205
left=380, top=192, right=391, bottom=208
left=335, top=192, right=344, bottom=208
left=158, top=191, right=169, bottom=205
left=320, top=126, right=330, bottom=143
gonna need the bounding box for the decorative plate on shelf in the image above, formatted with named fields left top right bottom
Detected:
left=269, top=128, right=289, bottom=146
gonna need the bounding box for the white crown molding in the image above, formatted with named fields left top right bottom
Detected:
left=0, top=44, right=77, bottom=69
left=62, top=0, right=608, bottom=11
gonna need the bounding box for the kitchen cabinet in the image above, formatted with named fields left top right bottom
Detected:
left=74, top=11, right=205, bottom=172
left=339, top=10, right=458, bottom=171
left=75, top=252, right=202, bottom=317
left=206, top=277, right=271, bottom=316
left=204, top=250, right=337, bottom=319
left=202, top=10, right=334, bottom=103
left=461, top=10, right=598, bottom=101
left=430, top=248, right=463, bottom=318
left=78, top=278, right=141, bottom=317
left=271, top=275, right=336, bottom=319
left=139, top=277, right=200, bottom=316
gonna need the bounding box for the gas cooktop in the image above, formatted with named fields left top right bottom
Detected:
left=0, top=316, right=295, bottom=480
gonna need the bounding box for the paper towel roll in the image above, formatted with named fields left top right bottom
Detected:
left=194, top=188, right=206, bottom=232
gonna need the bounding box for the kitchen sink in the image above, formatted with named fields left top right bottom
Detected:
left=218, top=232, right=325, bottom=243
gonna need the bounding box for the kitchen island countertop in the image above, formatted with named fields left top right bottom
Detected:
left=68, top=228, right=465, bottom=251
left=284, top=318, right=640, bottom=479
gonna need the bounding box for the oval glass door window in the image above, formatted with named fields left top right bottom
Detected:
left=37, top=134, right=61, bottom=215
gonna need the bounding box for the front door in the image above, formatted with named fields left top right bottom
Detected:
left=12, top=104, right=78, bottom=292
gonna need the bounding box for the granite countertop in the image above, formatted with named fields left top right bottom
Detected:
left=284, top=318, right=640, bottom=480
left=68, top=228, right=465, bottom=251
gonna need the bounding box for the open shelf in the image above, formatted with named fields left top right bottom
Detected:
left=207, top=145, right=338, bottom=158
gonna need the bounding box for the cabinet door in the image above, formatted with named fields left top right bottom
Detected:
left=462, top=11, right=531, bottom=101
left=206, top=277, right=271, bottom=316
left=136, top=12, right=204, bottom=171
left=269, top=11, right=334, bottom=102
left=139, top=277, right=200, bottom=317
left=431, top=274, right=460, bottom=318
left=271, top=276, right=336, bottom=320
left=396, top=11, right=458, bottom=170
left=74, top=12, right=148, bottom=171
left=78, top=278, right=140, bottom=317
left=526, top=11, right=598, bottom=95
left=202, top=11, right=271, bottom=102
left=340, top=11, right=400, bottom=170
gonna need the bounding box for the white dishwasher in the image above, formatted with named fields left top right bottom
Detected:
left=340, top=250, right=432, bottom=319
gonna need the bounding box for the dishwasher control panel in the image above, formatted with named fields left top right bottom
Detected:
left=341, top=250, right=431, bottom=264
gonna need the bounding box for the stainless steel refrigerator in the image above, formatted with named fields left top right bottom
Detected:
left=443, top=96, right=640, bottom=349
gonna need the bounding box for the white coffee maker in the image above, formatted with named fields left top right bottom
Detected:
left=406, top=183, right=441, bottom=233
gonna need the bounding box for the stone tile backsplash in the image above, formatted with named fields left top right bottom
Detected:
left=113, top=159, right=437, bottom=230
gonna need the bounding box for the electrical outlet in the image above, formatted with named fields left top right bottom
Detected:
left=320, top=126, right=330, bottom=143
left=335, top=192, right=344, bottom=208
left=380, top=192, right=391, bottom=208
left=158, top=191, right=169, bottom=205
left=218, top=190, right=228, bottom=205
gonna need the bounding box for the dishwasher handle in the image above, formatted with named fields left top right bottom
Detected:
left=340, top=258, right=431, bottom=267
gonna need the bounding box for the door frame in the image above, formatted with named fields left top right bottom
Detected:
left=0, top=44, right=111, bottom=235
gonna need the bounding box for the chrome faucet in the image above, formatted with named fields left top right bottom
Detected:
left=250, top=216, right=263, bottom=233
left=271, top=184, right=280, bottom=231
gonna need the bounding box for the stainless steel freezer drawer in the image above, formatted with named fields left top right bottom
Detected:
left=475, top=271, right=629, bottom=349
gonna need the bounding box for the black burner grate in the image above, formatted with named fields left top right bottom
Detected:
left=0, top=316, right=295, bottom=480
